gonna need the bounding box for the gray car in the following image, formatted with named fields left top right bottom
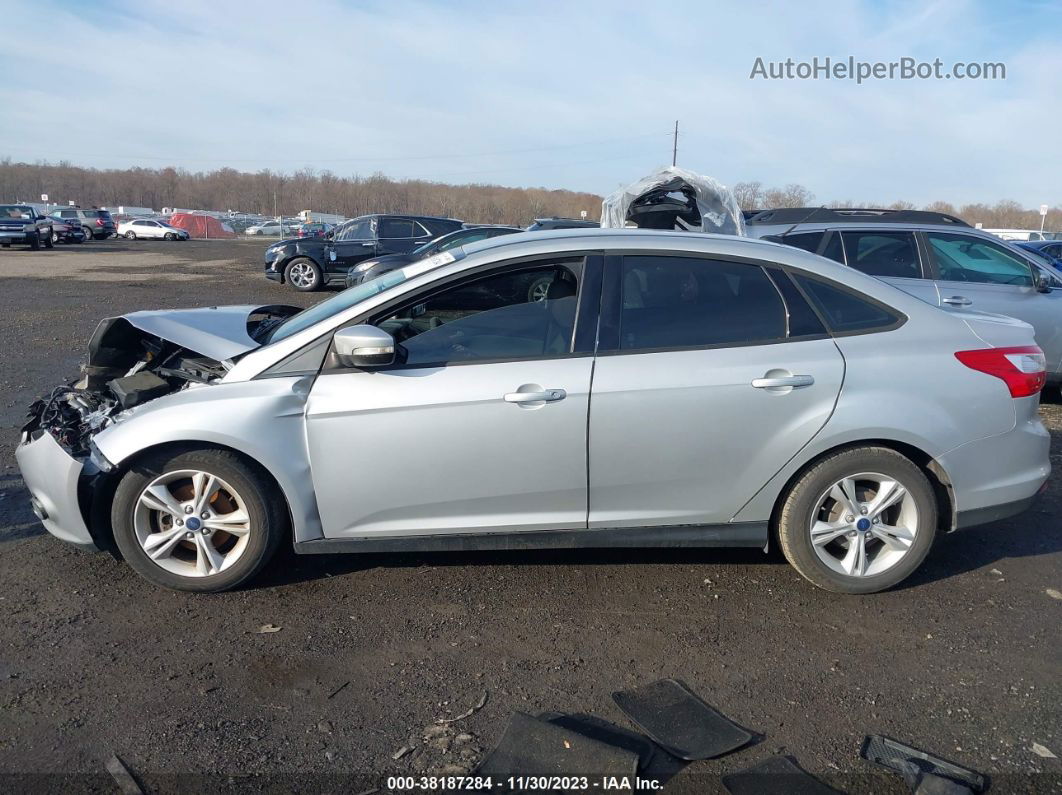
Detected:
left=745, top=207, right=1062, bottom=386
left=16, top=230, right=1050, bottom=595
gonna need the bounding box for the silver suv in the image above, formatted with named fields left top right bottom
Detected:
left=16, top=230, right=1050, bottom=595
left=745, top=208, right=1062, bottom=385
left=47, top=207, right=116, bottom=240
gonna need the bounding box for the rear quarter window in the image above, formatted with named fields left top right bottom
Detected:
left=793, top=274, right=903, bottom=334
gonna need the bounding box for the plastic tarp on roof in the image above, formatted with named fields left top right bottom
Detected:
left=168, top=213, right=236, bottom=239
left=601, top=166, right=746, bottom=236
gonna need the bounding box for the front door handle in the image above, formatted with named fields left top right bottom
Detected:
left=504, top=388, right=566, bottom=404
left=942, top=295, right=972, bottom=306
left=751, top=375, right=814, bottom=389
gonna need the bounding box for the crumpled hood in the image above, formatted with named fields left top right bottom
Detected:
left=104, top=304, right=295, bottom=362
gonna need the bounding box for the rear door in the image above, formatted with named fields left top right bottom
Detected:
left=376, top=217, right=430, bottom=256
left=587, top=254, right=845, bottom=529
left=922, top=230, right=1062, bottom=374
left=831, top=229, right=941, bottom=306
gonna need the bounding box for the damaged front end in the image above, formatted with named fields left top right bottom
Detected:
left=17, top=304, right=299, bottom=549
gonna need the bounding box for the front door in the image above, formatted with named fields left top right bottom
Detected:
left=588, top=254, right=845, bottom=528
left=304, top=255, right=597, bottom=537
left=924, top=230, right=1062, bottom=373
left=329, top=218, right=378, bottom=273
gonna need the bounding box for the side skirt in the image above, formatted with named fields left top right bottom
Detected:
left=293, top=522, right=768, bottom=555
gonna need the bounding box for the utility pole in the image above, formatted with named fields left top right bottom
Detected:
left=672, top=120, right=679, bottom=166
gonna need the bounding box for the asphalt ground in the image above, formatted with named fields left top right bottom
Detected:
left=0, top=238, right=1058, bottom=793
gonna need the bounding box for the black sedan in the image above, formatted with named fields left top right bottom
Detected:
left=344, top=225, right=524, bottom=289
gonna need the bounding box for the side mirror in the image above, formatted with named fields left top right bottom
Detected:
left=333, top=324, right=396, bottom=368
left=1034, top=273, right=1052, bottom=293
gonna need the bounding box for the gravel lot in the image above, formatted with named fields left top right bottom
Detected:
left=0, top=239, right=1059, bottom=793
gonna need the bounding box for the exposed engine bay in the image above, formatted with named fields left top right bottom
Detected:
left=23, top=304, right=299, bottom=456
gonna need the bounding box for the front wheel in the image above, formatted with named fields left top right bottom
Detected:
left=43, top=232, right=53, bottom=249
left=51, top=231, right=60, bottom=244
left=164, top=232, right=176, bottom=241
left=29, top=233, right=40, bottom=250
left=111, top=448, right=286, bottom=592
left=284, top=257, right=323, bottom=291
left=777, top=447, right=937, bottom=594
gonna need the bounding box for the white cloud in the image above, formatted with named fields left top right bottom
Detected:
left=0, top=0, right=1057, bottom=206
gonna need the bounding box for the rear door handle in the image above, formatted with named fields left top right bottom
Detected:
left=504, top=389, right=566, bottom=403
left=942, top=296, right=972, bottom=306
left=751, top=375, right=814, bottom=389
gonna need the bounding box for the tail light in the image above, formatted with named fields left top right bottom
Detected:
left=955, top=346, right=1046, bottom=398
left=95, top=218, right=104, bottom=226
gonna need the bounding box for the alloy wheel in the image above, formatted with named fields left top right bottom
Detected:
left=808, top=472, right=918, bottom=578
left=133, top=469, right=252, bottom=578
left=288, top=261, right=316, bottom=289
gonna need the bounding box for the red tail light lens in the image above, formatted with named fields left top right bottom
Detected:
left=955, top=346, right=1046, bottom=398
left=95, top=218, right=104, bottom=226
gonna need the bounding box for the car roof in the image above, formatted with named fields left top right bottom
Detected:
left=746, top=207, right=970, bottom=227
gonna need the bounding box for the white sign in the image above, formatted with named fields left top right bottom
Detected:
left=1041, top=204, right=1049, bottom=217
left=580, top=210, right=588, bottom=219
left=68, top=200, right=76, bottom=206
left=40, top=193, right=48, bottom=202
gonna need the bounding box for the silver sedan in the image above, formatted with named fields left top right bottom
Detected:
left=16, top=230, right=1051, bottom=593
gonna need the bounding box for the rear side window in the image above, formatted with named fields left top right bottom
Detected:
left=618, top=256, right=786, bottom=350
left=378, top=218, right=414, bottom=238
left=794, top=275, right=902, bottom=333
left=780, top=232, right=824, bottom=254
left=820, top=233, right=844, bottom=264
left=840, top=231, right=922, bottom=278
left=767, top=271, right=827, bottom=337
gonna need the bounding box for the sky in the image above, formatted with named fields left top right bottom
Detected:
left=0, top=0, right=1058, bottom=207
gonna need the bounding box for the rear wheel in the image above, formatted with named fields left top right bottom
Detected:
left=111, top=448, right=285, bottom=593
left=777, top=447, right=937, bottom=594
left=125, top=231, right=137, bottom=240
left=83, top=226, right=94, bottom=241
left=285, top=257, right=323, bottom=291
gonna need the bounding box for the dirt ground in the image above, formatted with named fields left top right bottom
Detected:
left=0, top=239, right=1058, bottom=793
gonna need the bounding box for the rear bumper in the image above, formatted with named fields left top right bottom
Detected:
left=938, top=407, right=1050, bottom=530
left=14, top=432, right=96, bottom=549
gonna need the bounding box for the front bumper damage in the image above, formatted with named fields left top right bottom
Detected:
left=15, top=431, right=97, bottom=549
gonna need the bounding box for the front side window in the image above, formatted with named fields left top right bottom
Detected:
left=375, top=260, right=582, bottom=366
left=840, top=231, right=922, bottom=278
left=927, top=232, right=1034, bottom=286
left=618, top=256, right=786, bottom=350
left=335, top=219, right=372, bottom=242
left=378, top=218, right=415, bottom=238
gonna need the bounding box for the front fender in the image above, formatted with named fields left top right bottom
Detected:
left=92, top=376, right=324, bottom=542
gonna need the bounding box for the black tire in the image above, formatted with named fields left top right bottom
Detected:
left=111, top=447, right=286, bottom=593
left=776, top=446, right=937, bottom=594
left=527, top=275, right=553, bottom=302
left=51, top=231, right=60, bottom=244
left=43, top=231, right=53, bottom=249
left=82, top=226, right=94, bottom=241
left=284, top=257, right=323, bottom=292
left=164, top=232, right=176, bottom=241
left=29, top=233, right=40, bottom=250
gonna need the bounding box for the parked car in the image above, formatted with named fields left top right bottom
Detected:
left=47, top=207, right=116, bottom=240
left=345, top=225, right=524, bottom=288
left=745, top=207, right=1062, bottom=388
left=18, top=229, right=1050, bottom=594
left=49, top=216, right=86, bottom=244
left=1016, top=240, right=1062, bottom=267
left=527, top=217, right=600, bottom=231
left=264, top=214, right=463, bottom=291
left=118, top=219, right=190, bottom=241
left=296, top=222, right=334, bottom=238
left=245, top=220, right=297, bottom=236
left=0, top=205, right=54, bottom=249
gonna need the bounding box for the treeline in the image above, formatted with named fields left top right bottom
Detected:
left=1, top=159, right=1056, bottom=232
left=0, top=159, right=601, bottom=225
left=733, top=181, right=1062, bottom=231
